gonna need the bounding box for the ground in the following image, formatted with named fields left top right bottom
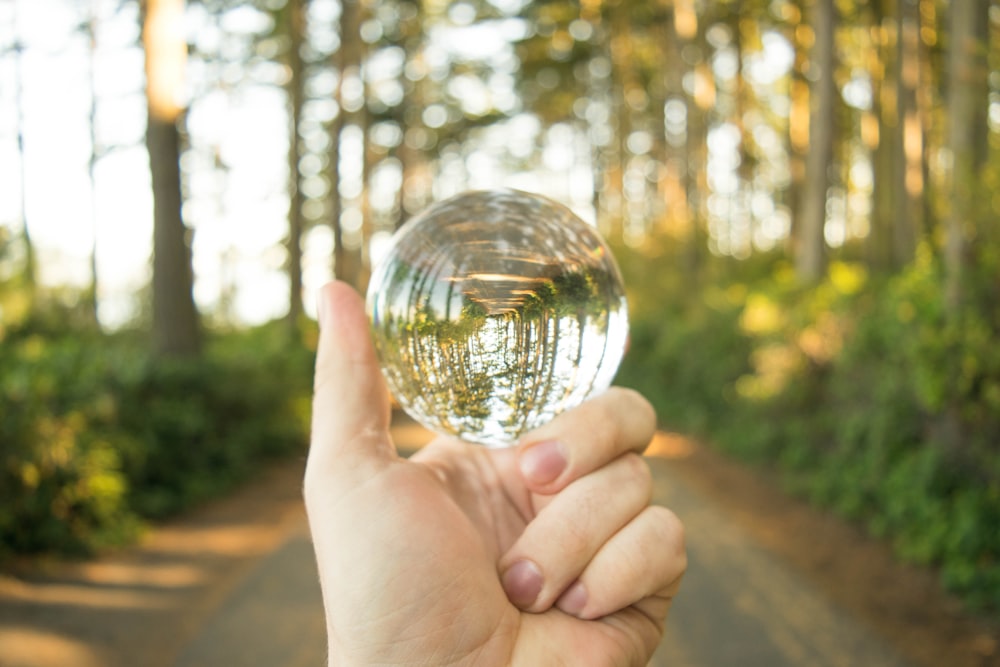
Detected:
left=646, top=432, right=999, bottom=666
left=0, top=415, right=997, bottom=666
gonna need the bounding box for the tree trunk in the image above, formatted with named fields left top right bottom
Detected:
left=606, top=3, right=642, bottom=243
left=944, top=0, right=989, bottom=316
left=795, top=0, right=835, bottom=283
left=328, top=65, right=346, bottom=280
left=12, top=4, right=35, bottom=291
left=358, top=90, right=374, bottom=293
left=330, top=0, right=363, bottom=286
left=285, top=0, right=306, bottom=326
left=147, top=116, right=200, bottom=357
left=868, top=1, right=895, bottom=272
left=786, top=0, right=808, bottom=260
left=893, top=0, right=921, bottom=267
left=672, top=0, right=703, bottom=279
left=86, top=9, right=100, bottom=325
left=144, top=0, right=200, bottom=358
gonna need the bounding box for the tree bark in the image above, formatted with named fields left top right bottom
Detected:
left=285, top=0, right=306, bottom=326
left=86, top=9, right=100, bottom=325
left=144, top=0, right=200, bottom=358
left=330, top=0, right=363, bottom=286
left=944, top=0, right=989, bottom=316
left=892, top=0, right=921, bottom=267
left=786, top=0, right=808, bottom=261
left=868, top=1, right=895, bottom=272
left=12, top=4, right=35, bottom=291
left=147, top=115, right=200, bottom=357
left=795, top=0, right=836, bottom=283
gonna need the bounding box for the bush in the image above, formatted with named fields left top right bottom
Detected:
left=0, top=314, right=313, bottom=558
left=616, top=247, right=1000, bottom=611
left=0, top=333, right=141, bottom=555
left=117, top=325, right=313, bottom=517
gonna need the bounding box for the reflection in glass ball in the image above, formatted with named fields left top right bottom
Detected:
left=365, top=189, right=629, bottom=447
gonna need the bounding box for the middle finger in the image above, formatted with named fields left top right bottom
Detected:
left=497, top=451, right=652, bottom=613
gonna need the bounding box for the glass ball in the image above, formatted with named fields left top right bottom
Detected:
left=366, top=189, right=628, bottom=448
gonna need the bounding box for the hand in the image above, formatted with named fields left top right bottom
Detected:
left=304, top=281, right=686, bottom=666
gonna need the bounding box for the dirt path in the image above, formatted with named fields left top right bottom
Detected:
left=644, top=434, right=999, bottom=667
left=0, top=419, right=996, bottom=666
left=0, top=459, right=312, bottom=667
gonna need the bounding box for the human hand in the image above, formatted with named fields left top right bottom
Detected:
left=304, top=281, right=686, bottom=666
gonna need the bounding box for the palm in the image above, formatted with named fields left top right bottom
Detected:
left=320, top=435, right=660, bottom=666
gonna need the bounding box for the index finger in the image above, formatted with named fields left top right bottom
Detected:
left=515, top=387, right=656, bottom=495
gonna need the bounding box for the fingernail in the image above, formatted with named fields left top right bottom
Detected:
left=519, top=440, right=567, bottom=485
left=557, top=580, right=588, bottom=616
left=501, top=559, right=543, bottom=608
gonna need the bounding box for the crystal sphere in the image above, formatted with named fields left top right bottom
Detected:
left=366, top=189, right=628, bottom=447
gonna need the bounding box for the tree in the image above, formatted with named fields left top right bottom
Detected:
left=285, top=0, right=307, bottom=326
left=892, top=0, right=922, bottom=266
left=143, top=0, right=201, bottom=358
left=944, top=0, right=991, bottom=317
left=865, top=0, right=921, bottom=271
left=795, top=0, right=836, bottom=283
left=867, top=0, right=893, bottom=271
left=11, top=4, right=35, bottom=292
left=329, top=0, right=364, bottom=286
left=86, top=5, right=101, bottom=325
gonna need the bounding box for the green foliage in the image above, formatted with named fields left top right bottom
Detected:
left=616, top=245, right=1000, bottom=611
left=0, top=305, right=313, bottom=558
left=619, top=289, right=751, bottom=441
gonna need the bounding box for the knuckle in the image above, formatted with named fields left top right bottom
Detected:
left=562, top=521, right=593, bottom=562
left=617, top=534, right=651, bottom=582
left=610, top=386, right=655, bottom=419
left=605, top=387, right=657, bottom=447
left=619, top=452, right=652, bottom=494
left=647, top=505, right=687, bottom=557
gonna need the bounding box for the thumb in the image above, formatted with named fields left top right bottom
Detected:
left=306, top=281, right=395, bottom=486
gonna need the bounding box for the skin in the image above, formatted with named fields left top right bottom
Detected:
left=304, top=281, right=686, bottom=667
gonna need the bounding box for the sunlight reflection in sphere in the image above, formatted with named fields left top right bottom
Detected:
left=365, top=189, right=629, bottom=448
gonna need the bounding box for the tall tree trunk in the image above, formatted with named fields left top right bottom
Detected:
left=915, top=0, right=936, bottom=240
left=868, top=1, right=896, bottom=272
left=655, top=7, right=686, bottom=242
left=393, top=0, right=424, bottom=229
left=144, top=0, right=200, bottom=358
left=588, top=20, right=615, bottom=234
left=944, top=0, right=989, bottom=316
left=937, top=0, right=991, bottom=459
left=358, top=84, right=374, bottom=292
left=672, top=0, right=703, bottom=279
left=786, top=0, right=808, bottom=260
left=12, top=4, right=35, bottom=291
left=328, top=65, right=346, bottom=280
left=285, top=0, right=306, bottom=326
left=605, top=4, right=636, bottom=242
left=330, top=0, right=363, bottom=286
left=86, top=8, right=100, bottom=325
left=893, top=0, right=921, bottom=266
left=795, top=0, right=835, bottom=283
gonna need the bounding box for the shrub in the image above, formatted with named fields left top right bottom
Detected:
left=0, top=333, right=141, bottom=555
left=616, top=247, right=1000, bottom=611
left=0, top=314, right=313, bottom=558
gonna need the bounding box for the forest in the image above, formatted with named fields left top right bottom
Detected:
left=1, top=0, right=998, bottom=611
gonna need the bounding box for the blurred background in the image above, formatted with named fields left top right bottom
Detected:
left=1, top=0, right=998, bottom=629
